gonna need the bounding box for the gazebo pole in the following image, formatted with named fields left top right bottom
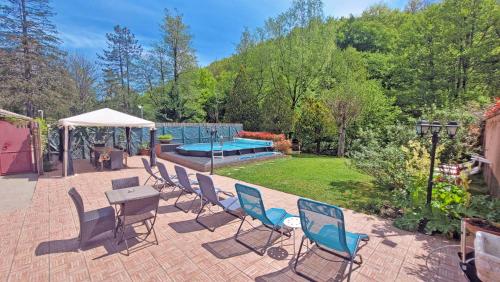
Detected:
left=149, top=128, right=156, bottom=166
left=125, top=127, right=131, bottom=155
left=63, top=125, right=69, bottom=177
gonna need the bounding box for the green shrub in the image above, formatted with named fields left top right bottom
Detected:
left=394, top=210, right=424, bottom=232
left=392, top=179, right=500, bottom=237
left=158, top=134, right=173, bottom=140
left=352, top=144, right=411, bottom=190
left=139, top=142, right=149, bottom=150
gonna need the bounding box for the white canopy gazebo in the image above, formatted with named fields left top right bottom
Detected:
left=58, top=108, right=156, bottom=176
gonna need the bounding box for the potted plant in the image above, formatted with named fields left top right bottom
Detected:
left=138, top=142, right=150, bottom=156
left=158, top=134, right=173, bottom=144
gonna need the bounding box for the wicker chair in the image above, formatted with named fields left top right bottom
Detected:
left=68, top=187, right=116, bottom=248
left=104, top=150, right=123, bottom=170
left=111, top=176, right=140, bottom=190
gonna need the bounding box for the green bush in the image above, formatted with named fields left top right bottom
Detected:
left=392, top=179, right=500, bottom=238
left=352, top=144, right=411, bottom=190
left=34, top=118, right=48, bottom=154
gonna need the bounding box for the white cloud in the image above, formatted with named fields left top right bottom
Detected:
left=59, top=29, right=106, bottom=49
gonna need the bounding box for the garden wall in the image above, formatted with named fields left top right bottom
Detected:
left=48, top=122, right=243, bottom=160
left=483, top=113, right=500, bottom=197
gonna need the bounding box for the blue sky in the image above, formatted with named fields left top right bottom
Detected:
left=52, top=0, right=407, bottom=66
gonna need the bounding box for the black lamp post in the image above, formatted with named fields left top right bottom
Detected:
left=207, top=125, right=218, bottom=175
left=416, top=120, right=459, bottom=206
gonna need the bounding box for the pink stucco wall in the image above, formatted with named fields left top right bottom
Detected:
left=483, top=113, right=500, bottom=197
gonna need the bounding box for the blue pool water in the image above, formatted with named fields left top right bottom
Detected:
left=178, top=138, right=272, bottom=152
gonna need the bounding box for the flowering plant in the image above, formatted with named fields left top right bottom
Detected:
left=237, top=131, right=285, bottom=142
left=484, top=97, right=500, bottom=118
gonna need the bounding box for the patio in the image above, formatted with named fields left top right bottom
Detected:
left=0, top=157, right=466, bottom=281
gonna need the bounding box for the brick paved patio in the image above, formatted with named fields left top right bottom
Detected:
left=0, top=157, right=466, bottom=281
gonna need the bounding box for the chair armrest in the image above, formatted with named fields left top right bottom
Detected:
left=217, top=190, right=235, bottom=197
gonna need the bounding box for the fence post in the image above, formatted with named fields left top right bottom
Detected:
left=199, top=126, right=201, bottom=143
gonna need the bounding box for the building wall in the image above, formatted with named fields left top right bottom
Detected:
left=483, top=113, right=500, bottom=197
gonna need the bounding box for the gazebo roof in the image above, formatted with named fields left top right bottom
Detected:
left=58, top=108, right=155, bottom=129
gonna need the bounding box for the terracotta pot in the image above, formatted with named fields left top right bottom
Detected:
left=138, top=149, right=150, bottom=156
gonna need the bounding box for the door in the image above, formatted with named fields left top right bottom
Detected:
left=0, top=120, right=33, bottom=175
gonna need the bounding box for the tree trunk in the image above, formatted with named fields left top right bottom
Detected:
left=316, top=141, right=321, bottom=154
left=337, top=120, right=346, bottom=157
left=20, top=0, right=33, bottom=117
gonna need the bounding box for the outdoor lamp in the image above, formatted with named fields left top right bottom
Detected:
left=445, top=121, right=459, bottom=138
left=416, top=120, right=430, bottom=136
left=430, top=121, right=441, bottom=134
left=415, top=118, right=459, bottom=206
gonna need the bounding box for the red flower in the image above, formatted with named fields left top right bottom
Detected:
left=484, top=97, right=500, bottom=118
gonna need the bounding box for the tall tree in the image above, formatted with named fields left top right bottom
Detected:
left=265, top=0, right=334, bottom=131
left=98, top=25, right=142, bottom=112
left=155, top=9, right=197, bottom=121
left=296, top=97, right=335, bottom=154
left=322, top=47, right=384, bottom=157
left=224, top=66, right=260, bottom=130
left=66, top=53, right=97, bottom=114
left=151, top=9, right=197, bottom=121
left=0, top=0, right=66, bottom=117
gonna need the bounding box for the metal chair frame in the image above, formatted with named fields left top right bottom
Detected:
left=293, top=198, right=368, bottom=281
left=116, top=195, right=160, bottom=256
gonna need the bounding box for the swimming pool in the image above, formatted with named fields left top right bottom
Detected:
left=176, top=138, right=273, bottom=157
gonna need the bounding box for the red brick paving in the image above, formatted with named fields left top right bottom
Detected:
left=0, top=157, right=466, bottom=281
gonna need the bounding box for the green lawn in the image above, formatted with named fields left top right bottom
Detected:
left=216, top=154, right=390, bottom=213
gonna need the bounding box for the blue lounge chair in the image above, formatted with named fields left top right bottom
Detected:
left=235, top=183, right=293, bottom=256
left=294, top=198, right=369, bottom=281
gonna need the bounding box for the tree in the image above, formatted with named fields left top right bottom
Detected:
left=296, top=97, right=335, bottom=154
left=98, top=25, right=142, bottom=112
left=66, top=53, right=97, bottom=114
left=224, top=66, right=260, bottom=130
left=0, top=0, right=66, bottom=117
left=322, top=47, right=383, bottom=157
left=155, top=9, right=197, bottom=121
left=265, top=0, right=334, bottom=131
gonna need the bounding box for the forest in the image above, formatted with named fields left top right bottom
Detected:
left=0, top=0, right=498, bottom=157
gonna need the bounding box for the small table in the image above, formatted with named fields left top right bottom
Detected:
left=105, top=185, right=159, bottom=205
left=283, top=216, right=301, bottom=255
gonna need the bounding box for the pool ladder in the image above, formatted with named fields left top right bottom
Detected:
left=212, top=150, right=224, bottom=159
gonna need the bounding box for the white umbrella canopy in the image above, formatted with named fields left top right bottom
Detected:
left=58, top=108, right=155, bottom=129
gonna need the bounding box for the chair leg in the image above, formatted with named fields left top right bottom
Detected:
left=235, top=215, right=246, bottom=239
left=186, top=194, right=199, bottom=212
left=294, top=236, right=307, bottom=272
left=195, top=201, right=215, bottom=232
left=144, top=175, right=152, bottom=185
left=150, top=219, right=159, bottom=245
left=174, top=190, right=186, bottom=211
left=347, top=257, right=354, bottom=282
left=261, top=228, right=275, bottom=255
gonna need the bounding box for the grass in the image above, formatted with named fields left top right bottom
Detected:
left=216, top=154, right=391, bottom=213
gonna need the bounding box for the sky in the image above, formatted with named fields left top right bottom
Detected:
left=52, top=0, right=407, bottom=66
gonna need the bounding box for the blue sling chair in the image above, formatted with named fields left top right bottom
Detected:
left=294, top=198, right=369, bottom=281
left=235, top=183, right=294, bottom=256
